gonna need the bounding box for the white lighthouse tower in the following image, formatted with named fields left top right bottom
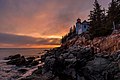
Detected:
left=76, top=18, right=82, bottom=34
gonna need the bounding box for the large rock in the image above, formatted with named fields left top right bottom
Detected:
left=86, top=57, right=110, bottom=72
left=26, top=56, right=35, bottom=61
left=4, top=54, right=21, bottom=60
left=30, top=60, right=39, bottom=66
left=7, top=56, right=26, bottom=66
left=6, top=54, right=40, bottom=67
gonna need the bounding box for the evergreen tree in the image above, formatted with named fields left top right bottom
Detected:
left=72, top=25, right=76, bottom=34
left=107, top=0, right=118, bottom=25
left=116, top=0, right=120, bottom=24
left=106, top=0, right=120, bottom=30
left=69, top=27, right=73, bottom=34
left=61, top=34, right=68, bottom=44
left=89, top=0, right=108, bottom=39
left=61, top=26, right=76, bottom=44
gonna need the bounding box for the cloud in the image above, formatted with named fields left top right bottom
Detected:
left=0, top=32, right=60, bottom=48
left=0, top=0, right=110, bottom=35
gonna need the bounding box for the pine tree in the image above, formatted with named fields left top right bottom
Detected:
left=89, top=0, right=106, bottom=38
left=69, top=27, right=73, bottom=34
left=106, top=0, right=120, bottom=30
left=107, top=0, right=118, bottom=25
left=72, top=25, right=76, bottom=34
left=116, top=0, right=120, bottom=24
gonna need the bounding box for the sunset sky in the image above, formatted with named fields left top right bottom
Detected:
left=0, top=0, right=111, bottom=48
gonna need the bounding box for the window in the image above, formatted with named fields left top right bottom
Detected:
left=84, top=25, right=86, bottom=28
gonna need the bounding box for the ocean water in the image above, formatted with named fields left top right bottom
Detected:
left=0, top=48, right=48, bottom=80
left=0, top=48, right=48, bottom=60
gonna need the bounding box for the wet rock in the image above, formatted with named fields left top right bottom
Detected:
left=24, top=57, right=36, bottom=66
left=7, top=56, right=26, bottom=66
left=4, top=54, right=21, bottom=60
left=30, top=60, right=39, bottom=66
left=18, top=69, right=28, bottom=73
left=32, top=66, right=43, bottom=75
left=5, top=54, right=41, bottom=67
left=26, top=56, right=35, bottom=61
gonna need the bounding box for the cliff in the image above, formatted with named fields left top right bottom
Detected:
left=62, top=30, right=120, bottom=53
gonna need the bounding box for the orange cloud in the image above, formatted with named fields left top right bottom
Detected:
left=0, top=32, right=60, bottom=48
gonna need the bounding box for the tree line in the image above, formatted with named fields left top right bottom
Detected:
left=61, top=25, right=76, bottom=44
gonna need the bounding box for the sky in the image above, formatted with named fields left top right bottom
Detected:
left=0, top=0, right=111, bottom=48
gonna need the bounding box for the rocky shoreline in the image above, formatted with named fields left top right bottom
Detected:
left=2, top=31, right=120, bottom=80
left=0, top=54, right=42, bottom=80
left=5, top=54, right=40, bottom=67
left=20, top=46, right=120, bottom=80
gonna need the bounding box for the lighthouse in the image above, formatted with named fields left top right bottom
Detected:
left=76, top=18, right=82, bottom=34
left=76, top=18, right=90, bottom=35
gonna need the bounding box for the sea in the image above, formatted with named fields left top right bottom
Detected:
left=0, top=48, right=49, bottom=80
left=0, top=48, right=48, bottom=60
